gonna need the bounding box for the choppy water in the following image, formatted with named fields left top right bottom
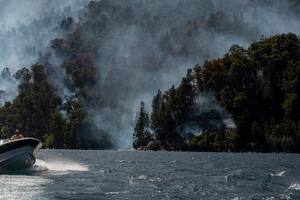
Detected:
left=0, top=150, right=299, bottom=200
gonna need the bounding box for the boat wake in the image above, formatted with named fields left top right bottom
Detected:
left=29, top=159, right=89, bottom=172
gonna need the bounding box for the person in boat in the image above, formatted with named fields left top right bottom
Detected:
left=10, top=129, right=24, bottom=140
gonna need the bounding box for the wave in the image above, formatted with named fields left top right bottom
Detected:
left=128, top=174, right=162, bottom=185
left=270, top=171, right=285, bottom=177
left=106, top=191, right=130, bottom=195
left=288, top=183, right=300, bottom=191
left=129, top=175, right=148, bottom=180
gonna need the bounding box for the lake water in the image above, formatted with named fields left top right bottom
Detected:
left=0, top=150, right=299, bottom=200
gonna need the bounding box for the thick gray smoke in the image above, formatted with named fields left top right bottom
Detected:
left=177, top=94, right=236, bottom=137
left=0, top=0, right=87, bottom=68
left=0, top=0, right=88, bottom=102
left=1, top=0, right=300, bottom=149
left=88, top=0, right=300, bottom=148
left=0, top=68, right=18, bottom=105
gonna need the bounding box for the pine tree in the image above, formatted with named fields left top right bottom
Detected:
left=151, top=90, right=162, bottom=130
left=133, top=101, right=151, bottom=149
left=175, top=77, right=194, bottom=122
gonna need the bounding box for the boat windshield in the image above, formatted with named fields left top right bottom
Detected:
left=0, top=139, right=10, bottom=145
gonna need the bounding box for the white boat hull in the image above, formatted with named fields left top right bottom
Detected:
left=0, top=146, right=36, bottom=170
left=0, top=138, right=41, bottom=172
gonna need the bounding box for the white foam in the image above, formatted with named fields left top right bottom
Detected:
left=34, top=159, right=89, bottom=172
left=115, top=160, right=126, bottom=163
left=225, top=174, right=230, bottom=182
left=270, top=171, right=285, bottom=177
left=288, top=183, right=300, bottom=191
left=106, top=191, right=129, bottom=195
left=129, top=175, right=147, bottom=180
left=149, top=176, right=161, bottom=182
left=128, top=175, right=148, bottom=185
left=233, top=197, right=243, bottom=200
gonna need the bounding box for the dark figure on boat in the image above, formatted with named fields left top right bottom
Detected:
left=10, top=129, right=24, bottom=140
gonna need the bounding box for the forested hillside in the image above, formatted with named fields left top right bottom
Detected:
left=134, top=33, right=300, bottom=152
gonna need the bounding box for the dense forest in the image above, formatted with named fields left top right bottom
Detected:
left=0, top=0, right=300, bottom=151
left=0, top=64, right=112, bottom=149
left=134, top=33, right=300, bottom=152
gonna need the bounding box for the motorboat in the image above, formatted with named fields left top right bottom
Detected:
left=0, top=137, right=42, bottom=171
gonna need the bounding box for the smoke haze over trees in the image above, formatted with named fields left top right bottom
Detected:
left=134, top=34, right=300, bottom=152
left=0, top=0, right=300, bottom=149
